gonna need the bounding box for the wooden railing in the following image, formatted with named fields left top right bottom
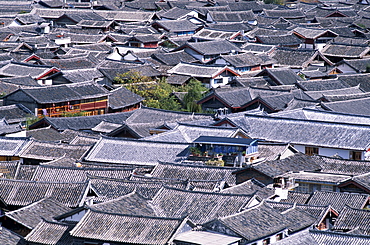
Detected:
left=37, top=99, right=107, bottom=118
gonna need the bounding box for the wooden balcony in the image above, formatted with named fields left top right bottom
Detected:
left=37, top=99, right=107, bottom=118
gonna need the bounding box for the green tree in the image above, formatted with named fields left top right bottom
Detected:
left=115, top=72, right=207, bottom=112
left=182, top=79, right=207, bottom=112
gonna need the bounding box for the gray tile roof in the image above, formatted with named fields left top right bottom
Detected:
left=305, top=85, right=364, bottom=100
left=143, top=123, right=243, bottom=143
left=70, top=209, right=188, bottom=244
left=19, top=140, right=92, bottom=161
left=306, top=191, right=369, bottom=212
left=0, top=226, right=25, bottom=245
left=91, top=191, right=156, bottom=216
left=208, top=10, right=256, bottom=22
left=10, top=81, right=109, bottom=104
left=154, top=19, right=199, bottom=32
left=321, top=44, right=370, bottom=59
left=0, top=178, right=89, bottom=207
left=84, top=136, right=190, bottom=165
left=332, top=206, right=370, bottom=235
left=296, top=78, right=351, bottom=91
left=151, top=186, right=255, bottom=224
left=152, top=50, right=198, bottom=66
left=0, top=136, right=31, bottom=157
left=255, top=67, right=304, bottom=85
left=0, top=62, right=55, bottom=79
left=89, top=175, right=187, bottom=199
left=26, top=126, right=68, bottom=142
left=24, top=219, right=75, bottom=245
left=28, top=164, right=134, bottom=183
left=0, top=104, right=33, bottom=124
left=270, top=48, right=316, bottom=68
left=150, top=161, right=238, bottom=186
left=31, top=110, right=135, bottom=131
left=206, top=201, right=288, bottom=242
left=247, top=152, right=322, bottom=178
left=108, top=86, right=143, bottom=110
left=181, top=39, right=241, bottom=56
left=242, top=114, right=370, bottom=150
left=221, top=178, right=275, bottom=199
left=321, top=97, right=370, bottom=116
left=5, top=197, right=71, bottom=229
left=168, top=62, right=239, bottom=78
left=313, top=155, right=370, bottom=176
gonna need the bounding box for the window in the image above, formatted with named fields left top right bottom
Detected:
left=321, top=185, right=333, bottom=192
left=295, top=182, right=309, bottom=193
left=213, top=78, right=223, bottom=84
left=305, top=146, right=319, bottom=156
left=350, top=151, right=362, bottom=160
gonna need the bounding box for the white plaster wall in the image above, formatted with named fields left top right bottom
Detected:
left=293, top=144, right=364, bottom=160
left=184, top=47, right=203, bottom=61
left=337, top=64, right=357, bottom=74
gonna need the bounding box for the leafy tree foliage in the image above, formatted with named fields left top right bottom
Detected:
left=115, top=71, right=208, bottom=112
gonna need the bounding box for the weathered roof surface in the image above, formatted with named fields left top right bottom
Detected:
left=31, top=110, right=135, bottom=131
left=321, top=97, right=370, bottom=116
left=168, top=62, right=239, bottom=78
left=0, top=62, right=56, bottom=79
left=246, top=152, right=322, bottom=178
left=256, top=33, right=302, bottom=46
left=143, top=123, right=243, bottom=143
left=321, top=44, right=370, bottom=58
left=24, top=219, right=75, bottom=245
left=0, top=104, right=33, bottom=124
left=70, top=209, right=187, bottom=244
left=255, top=67, right=304, bottom=85
left=155, top=19, right=199, bottom=32
left=278, top=227, right=370, bottom=244
left=206, top=201, right=288, bottom=242
left=242, top=114, right=370, bottom=150
left=332, top=206, right=370, bottom=235
left=151, top=186, right=254, bottom=224
left=40, top=55, right=99, bottom=70
left=283, top=191, right=312, bottom=204
left=221, top=178, right=274, bottom=199
left=175, top=230, right=242, bottom=245
left=89, top=175, right=186, bottom=199
left=293, top=27, right=337, bottom=39
left=84, top=137, right=190, bottom=165
left=208, top=10, right=256, bottom=22
left=313, top=155, right=370, bottom=176
left=263, top=9, right=305, bottom=19
left=150, top=161, right=237, bottom=186
left=257, top=142, right=297, bottom=161
left=305, top=85, right=365, bottom=100
left=0, top=136, right=31, bottom=156
left=152, top=50, right=197, bottom=66
left=296, top=78, right=351, bottom=91
left=281, top=171, right=351, bottom=185
left=5, top=197, right=71, bottom=229
left=182, top=39, right=241, bottom=56
left=220, top=52, right=273, bottom=67
left=28, top=164, right=133, bottom=183
left=26, top=127, right=68, bottom=142
left=11, top=81, right=109, bottom=104
left=108, top=86, right=143, bottom=110
left=0, top=178, right=88, bottom=207
left=306, top=191, right=369, bottom=212
left=340, top=58, right=370, bottom=73
left=91, top=191, right=155, bottom=216
left=19, top=140, right=92, bottom=161
left=0, top=226, right=25, bottom=245
left=270, top=48, right=316, bottom=68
